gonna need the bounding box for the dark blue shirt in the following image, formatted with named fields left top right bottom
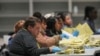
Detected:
left=85, top=19, right=100, bottom=34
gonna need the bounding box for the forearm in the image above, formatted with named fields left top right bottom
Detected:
left=28, top=47, right=51, bottom=56
left=46, top=35, right=61, bottom=47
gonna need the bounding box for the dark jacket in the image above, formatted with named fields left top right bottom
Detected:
left=8, top=29, right=50, bottom=56
left=86, top=20, right=100, bottom=34
left=86, top=20, right=96, bottom=33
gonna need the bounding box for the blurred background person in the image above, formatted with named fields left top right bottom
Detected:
left=62, top=13, right=73, bottom=28
left=8, top=20, right=25, bottom=44
left=57, top=12, right=73, bottom=28
left=84, top=6, right=100, bottom=34
left=33, top=12, right=42, bottom=19
left=57, top=12, right=79, bottom=37
left=0, top=20, right=25, bottom=56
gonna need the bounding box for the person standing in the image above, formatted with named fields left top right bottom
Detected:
left=84, top=6, right=99, bottom=34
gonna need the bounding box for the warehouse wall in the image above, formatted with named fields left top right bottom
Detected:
left=34, top=2, right=68, bottom=15
left=0, top=2, right=100, bottom=37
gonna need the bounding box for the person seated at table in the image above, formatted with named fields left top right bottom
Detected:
left=57, top=13, right=79, bottom=37
left=57, top=13, right=73, bottom=29
left=46, top=17, right=62, bottom=37
left=63, top=14, right=73, bottom=28
left=8, top=20, right=25, bottom=44
left=8, top=17, right=61, bottom=56
left=36, top=16, right=61, bottom=47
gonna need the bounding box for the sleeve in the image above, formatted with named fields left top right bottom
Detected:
left=27, top=47, right=50, bottom=56
left=23, top=34, right=51, bottom=56
left=37, top=36, right=56, bottom=47
left=37, top=33, right=60, bottom=47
